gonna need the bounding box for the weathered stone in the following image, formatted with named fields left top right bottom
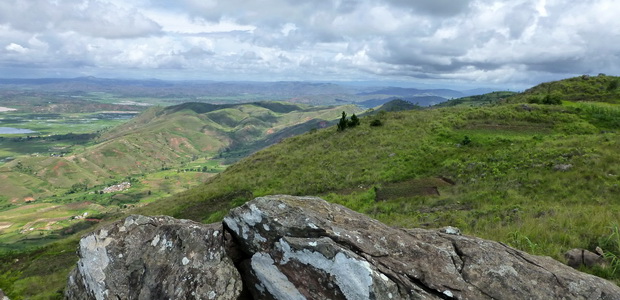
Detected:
left=553, top=163, right=573, bottom=171
left=224, top=195, right=620, bottom=300
left=65, top=215, right=243, bottom=300
left=66, top=196, right=620, bottom=300
left=565, top=248, right=608, bottom=269
left=0, top=288, right=10, bottom=300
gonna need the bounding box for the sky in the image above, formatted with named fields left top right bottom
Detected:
left=0, top=0, right=619, bottom=90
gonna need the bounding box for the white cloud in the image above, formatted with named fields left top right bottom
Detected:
left=5, top=43, right=27, bottom=53
left=0, top=0, right=618, bottom=88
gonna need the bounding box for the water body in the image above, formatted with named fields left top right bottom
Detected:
left=0, top=127, right=36, bottom=134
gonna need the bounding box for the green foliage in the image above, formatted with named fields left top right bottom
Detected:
left=436, top=91, right=517, bottom=107
left=511, top=74, right=620, bottom=104
left=598, top=224, right=620, bottom=275
left=607, top=79, right=619, bottom=92
left=337, top=111, right=348, bottom=131
left=6, top=76, right=620, bottom=298
left=337, top=111, right=360, bottom=131
left=369, top=119, right=383, bottom=127
left=348, top=114, right=360, bottom=127
left=528, top=92, right=562, bottom=105
left=136, top=101, right=620, bottom=284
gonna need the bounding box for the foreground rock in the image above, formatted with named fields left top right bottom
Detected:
left=0, top=288, right=9, bottom=300
left=64, top=215, right=243, bottom=300
left=224, top=195, right=620, bottom=299
left=67, top=195, right=620, bottom=299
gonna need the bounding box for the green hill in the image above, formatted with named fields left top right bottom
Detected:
left=2, top=76, right=620, bottom=298
left=435, top=91, right=517, bottom=107
left=510, top=74, right=620, bottom=104
left=0, top=102, right=359, bottom=202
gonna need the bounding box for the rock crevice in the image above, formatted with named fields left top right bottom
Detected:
left=66, top=195, right=620, bottom=299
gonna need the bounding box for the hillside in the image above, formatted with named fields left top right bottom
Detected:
left=1, top=75, right=620, bottom=298
left=137, top=76, right=620, bottom=280
left=509, top=74, right=620, bottom=104
left=0, top=102, right=358, bottom=202
left=434, top=91, right=517, bottom=107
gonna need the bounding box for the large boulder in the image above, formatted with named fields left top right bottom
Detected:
left=224, top=195, right=620, bottom=299
left=64, top=215, right=243, bottom=300
left=66, top=195, right=620, bottom=299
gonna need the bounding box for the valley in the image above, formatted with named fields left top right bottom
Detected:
left=1, top=75, right=620, bottom=298
left=0, top=86, right=364, bottom=253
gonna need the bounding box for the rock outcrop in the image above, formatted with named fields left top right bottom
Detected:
left=64, top=215, right=243, bottom=300
left=0, top=288, right=10, bottom=300
left=66, top=195, right=620, bottom=299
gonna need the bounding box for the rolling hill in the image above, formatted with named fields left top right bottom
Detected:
left=0, top=102, right=360, bottom=203
left=1, top=75, right=620, bottom=298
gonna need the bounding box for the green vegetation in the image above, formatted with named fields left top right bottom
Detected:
left=436, top=91, right=517, bottom=107
left=0, top=100, right=359, bottom=257
left=336, top=111, right=360, bottom=131
left=376, top=98, right=424, bottom=111
left=135, top=75, right=620, bottom=286
left=2, top=75, right=620, bottom=298
left=510, top=74, right=620, bottom=104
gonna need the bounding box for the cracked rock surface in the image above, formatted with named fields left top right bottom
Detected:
left=64, top=215, right=242, bottom=300
left=66, top=195, right=620, bottom=299
left=225, top=195, right=620, bottom=300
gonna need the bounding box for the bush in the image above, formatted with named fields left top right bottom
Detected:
left=370, top=119, right=383, bottom=127
left=337, top=111, right=360, bottom=131
left=348, top=114, right=360, bottom=127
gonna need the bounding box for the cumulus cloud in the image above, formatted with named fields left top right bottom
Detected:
left=0, top=0, right=161, bottom=38
left=0, top=0, right=618, bottom=87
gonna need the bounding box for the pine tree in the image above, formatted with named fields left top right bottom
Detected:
left=348, top=114, right=360, bottom=127
left=337, top=111, right=348, bottom=131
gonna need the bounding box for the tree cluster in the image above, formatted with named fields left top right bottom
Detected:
left=337, top=111, right=360, bottom=131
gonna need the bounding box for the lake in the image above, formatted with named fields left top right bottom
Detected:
left=0, top=127, right=36, bottom=134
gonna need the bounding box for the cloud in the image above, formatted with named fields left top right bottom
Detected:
left=5, top=43, right=27, bottom=53
left=386, top=0, right=473, bottom=16
left=0, top=0, right=161, bottom=39
left=0, top=0, right=618, bottom=88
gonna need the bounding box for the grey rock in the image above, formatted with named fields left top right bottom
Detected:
left=225, top=195, right=620, bottom=300
left=553, top=164, right=573, bottom=171
left=66, top=196, right=620, bottom=300
left=565, top=248, right=608, bottom=269
left=0, top=288, right=10, bottom=300
left=65, top=215, right=243, bottom=300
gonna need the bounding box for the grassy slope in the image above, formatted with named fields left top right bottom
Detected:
left=138, top=77, right=620, bottom=281
left=2, top=76, right=620, bottom=298
left=435, top=91, right=517, bottom=107
left=0, top=102, right=359, bottom=202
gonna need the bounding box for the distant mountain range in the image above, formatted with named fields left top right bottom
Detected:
left=0, top=77, right=496, bottom=107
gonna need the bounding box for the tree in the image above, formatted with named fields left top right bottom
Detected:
left=607, top=80, right=619, bottom=92
left=348, top=114, right=360, bottom=127
left=337, top=111, right=348, bottom=131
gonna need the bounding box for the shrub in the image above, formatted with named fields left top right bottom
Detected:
left=370, top=119, right=383, bottom=127
left=348, top=114, right=360, bottom=127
